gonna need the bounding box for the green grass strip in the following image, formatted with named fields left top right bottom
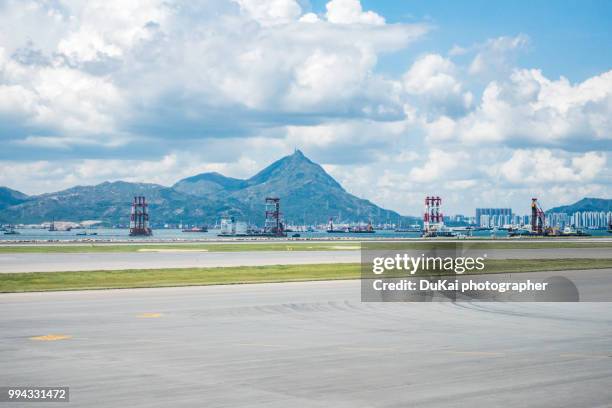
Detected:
left=1, top=259, right=611, bottom=293
left=0, top=263, right=361, bottom=292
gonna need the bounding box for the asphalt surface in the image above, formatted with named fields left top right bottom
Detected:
left=1, top=277, right=612, bottom=407
left=0, top=250, right=359, bottom=273
left=1, top=248, right=611, bottom=273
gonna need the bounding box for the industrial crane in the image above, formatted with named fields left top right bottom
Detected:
left=530, top=198, right=546, bottom=234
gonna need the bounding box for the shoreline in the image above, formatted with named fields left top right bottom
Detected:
left=1, top=235, right=612, bottom=246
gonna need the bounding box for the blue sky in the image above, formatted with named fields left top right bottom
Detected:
left=308, top=0, right=612, bottom=83
left=0, top=0, right=610, bottom=215
left=363, top=0, right=612, bottom=81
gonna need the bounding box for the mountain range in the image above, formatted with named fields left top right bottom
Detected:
left=0, top=187, right=28, bottom=210
left=0, top=150, right=410, bottom=226
left=1, top=151, right=609, bottom=226
left=547, top=197, right=612, bottom=214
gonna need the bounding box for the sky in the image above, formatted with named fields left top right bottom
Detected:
left=0, top=0, right=610, bottom=216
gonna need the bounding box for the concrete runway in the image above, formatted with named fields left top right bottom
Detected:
left=1, top=247, right=611, bottom=273
left=0, top=250, right=359, bottom=273
left=1, top=278, right=612, bottom=407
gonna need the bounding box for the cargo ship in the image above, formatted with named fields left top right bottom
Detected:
left=327, top=219, right=375, bottom=233
left=76, top=231, right=98, bottom=236
left=349, top=222, right=375, bottom=233
left=217, top=217, right=249, bottom=237
left=421, top=228, right=455, bottom=238
left=558, top=226, right=591, bottom=237
left=3, top=225, right=19, bottom=235
left=182, top=226, right=208, bottom=233
left=327, top=218, right=347, bottom=233
left=395, top=224, right=422, bottom=233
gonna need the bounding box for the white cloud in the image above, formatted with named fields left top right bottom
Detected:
left=404, top=54, right=458, bottom=95
left=448, top=45, right=468, bottom=56
left=0, top=2, right=610, bottom=216
left=408, top=149, right=470, bottom=183
left=0, top=47, right=124, bottom=139
left=286, top=49, right=374, bottom=109
left=469, top=34, right=529, bottom=75
left=57, top=0, right=170, bottom=64
left=403, top=54, right=473, bottom=116
left=404, top=54, right=457, bottom=94
left=499, top=149, right=606, bottom=184
left=457, top=68, right=612, bottom=147
left=325, top=0, right=385, bottom=25
left=284, top=119, right=408, bottom=164
left=234, top=0, right=302, bottom=26
left=0, top=0, right=428, bottom=153
left=423, top=116, right=456, bottom=142
left=299, top=13, right=320, bottom=23
left=571, top=152, right=607, bottom=180
left=444, top=179, right=477, bottom=189
left=0, top=151, right=264, bottom=194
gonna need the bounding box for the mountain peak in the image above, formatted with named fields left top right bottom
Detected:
left=0, top=151, right=405, bottom=225
left=0, top=186, right=29, bottom=210
left=246, top=149, right=333, bottom=187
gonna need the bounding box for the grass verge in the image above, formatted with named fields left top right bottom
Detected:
left=1, top=259, right=611, bottom=293
left=0, top=264, right=361, bottom=292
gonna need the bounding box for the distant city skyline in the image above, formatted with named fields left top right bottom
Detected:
left=0, top=0, right=610, bottom=215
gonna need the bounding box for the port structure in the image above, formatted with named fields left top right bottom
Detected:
left=531, top=198, right=546, bottom=235
left=129, top=196, right=152, bottom=236
left=423, top=196, right=443, bottom=234
left=264, top=197, right=286, bottom=237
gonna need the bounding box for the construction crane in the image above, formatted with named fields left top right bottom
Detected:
left=423, top=196, right=443, bottom=234
left=264, top=197, right=286, bottom=237
left=129, top=196, right=152, bottom=236
left=422, top=196, right=454, bottom=237
left=530, top=198, right=546, bottom=235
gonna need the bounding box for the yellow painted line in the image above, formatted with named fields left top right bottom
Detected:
left=30, top=334, right=72, bottom=341
left=137, top=313, right=163, bottom=318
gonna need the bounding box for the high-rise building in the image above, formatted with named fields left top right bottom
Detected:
left=547, top=212, right=569, bottom=228
left=475, top=208, right=512, bottom=227
left=567, top=211, right=612, bottom=228
left=480, top=214, right=491, bottom=228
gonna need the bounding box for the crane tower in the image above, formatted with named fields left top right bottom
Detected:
left=129, top=196, right=152, bottom=236
left=423, top=196, right=443, bottom=234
